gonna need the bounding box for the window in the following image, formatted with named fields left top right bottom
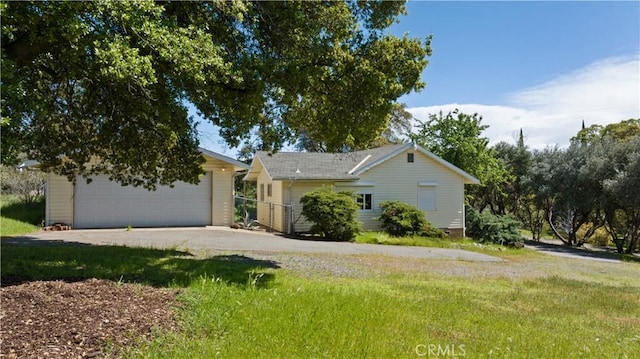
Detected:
left=260, top=183, right=265, bottom=201
left=418, top=185, right=436, bottom=211
left=267, top=183, right=272, bottom=197
left=407, top=153, right=414, bottom=163
left=356, top=193, right=373, bottom=210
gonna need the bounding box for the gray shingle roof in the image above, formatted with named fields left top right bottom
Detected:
left=254, top=143, right=408, bottom=180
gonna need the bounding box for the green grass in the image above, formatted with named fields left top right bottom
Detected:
left=1, top=194, right=45, bottom=237
left=131, top=270, right=639, bottom=358
left=3, top=243, right=639, bottom=358
left=355, top=231, right=534, bottom=258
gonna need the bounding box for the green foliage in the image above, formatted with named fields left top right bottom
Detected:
left=409, top=109, right=512, bottom=209
left=0, top=165, right=46, bottom=203
left=296, top=102, right=415, bottom=152
left=300, top=187, right=362, bottom=241
left=466, top=207, right=523, bottom=247
left=2, top=1, right=430, bottom=185
left=410, top=109, right=489, bottom=180
left=421, top=225, right=448, bottom=239
left=378, top=200, right=427, bottom=236
left=355, top=232, right=466, bottom=248
left=599, top=137, right=640, bottom=253
left=578, top=224, right=612, bottom=247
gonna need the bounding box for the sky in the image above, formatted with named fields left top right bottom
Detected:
left=198, top=1, right=640, bottom=154
left=393, top=1, right=640, bottom=149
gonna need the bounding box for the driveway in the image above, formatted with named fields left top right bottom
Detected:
left=7, top=227, right=502, bottom=262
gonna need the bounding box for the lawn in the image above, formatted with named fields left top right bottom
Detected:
left=355, top=231, right=533, bottom=258
left=0, top=195, right=45, bottom=237
left=2, top=243, right=639, bottom=358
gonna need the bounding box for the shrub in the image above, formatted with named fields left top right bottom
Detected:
left=466, top=207, right=523, bottom=247
left=377, top=201, right=426, bottom=236
left=420, top=226, right=447, bottom=239
left=578, top=224, right=611, bottom=247
left=300, top=186, right=362, bottom=241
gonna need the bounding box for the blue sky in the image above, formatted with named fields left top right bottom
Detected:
left=199, top=1, right=640, bottom=154
left=394, top=1, right=640, bottom=149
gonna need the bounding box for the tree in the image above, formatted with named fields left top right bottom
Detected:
left=588, top=135, right=640, bottom=253
left=0, top=165, right=46, bottom=203
left=410, top=109, right=511, bottom=209
left=295, top=102, right=414, bottom=152
left=544, top=144, right=605, bottom=247
left=569, top=119, right=640, bottom=253
left=1, top=1, right=431, bottom=188
left=602, top=147, right=640, bottom=253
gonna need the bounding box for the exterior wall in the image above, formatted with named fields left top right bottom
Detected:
left=249, top=149, right=468, bottom=236
left=201, top=157, right=237, bottom=226
left=356, top=148, right=466, bottom=235
left=255, top=170, right=272, bottom=229
left=46, top=154, right=239, bottom=228
left=270, top=180, right=285, bottom=232
left=45, top=173, right=74, bottom=226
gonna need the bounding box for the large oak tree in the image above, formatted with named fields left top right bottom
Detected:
left=1, top=0, right=430, bottom=188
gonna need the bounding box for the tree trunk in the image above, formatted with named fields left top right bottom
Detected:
left=548, top=209, right=570, bottom=245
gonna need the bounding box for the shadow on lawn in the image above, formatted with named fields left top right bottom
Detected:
left=0, top=197, right=45, bottom=226
left=1, top=237, right=279, bottom=288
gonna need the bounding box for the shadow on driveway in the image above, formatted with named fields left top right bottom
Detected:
left=524, top=240, right=638, bottom=263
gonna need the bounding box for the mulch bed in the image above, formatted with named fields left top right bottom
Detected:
left=1, top=279, right=181, bottom=358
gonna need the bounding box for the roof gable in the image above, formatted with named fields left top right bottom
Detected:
left=199, top=147, right=250, bottom=171
left=353, top=143, right=480, bottom=184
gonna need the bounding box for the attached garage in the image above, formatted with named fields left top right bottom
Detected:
left=45, top=148, right=249, bottom=229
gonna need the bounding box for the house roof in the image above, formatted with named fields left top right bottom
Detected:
left=244, top=143, right=480, bottom=184
left=199, top=147, right=249, bottom=171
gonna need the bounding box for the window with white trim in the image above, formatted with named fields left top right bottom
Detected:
left=407, top=153, right=414, bottom=163
left=356, top=193, right=373, bottom=210
left=260, top=183, right=265, bottom=201
left=267, top=183, right=272, bottom=197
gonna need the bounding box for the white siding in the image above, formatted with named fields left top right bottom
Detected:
left=201, top=157, right=237, bottom=226
left=358, top=149, right=466, bottom=231
left=46, top=153, right=239, bottom=228
left=74, top=174, right=212, bottom=228
left=247, top=148, right=468, bottom=234
left=45, top=174, right=74, bottom=226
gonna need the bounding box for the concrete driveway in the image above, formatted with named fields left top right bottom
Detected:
left=7, top=227, right=502, bottom=262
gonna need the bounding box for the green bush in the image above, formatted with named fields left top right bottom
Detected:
left=420, top=226, right=447, bottom=239
left=578, top=223, right=612, bottom=247
left=300, top=186, right=362, bottom=241
left=466, top=207, right=523, bottom=247
left=377, top=201, right=428, bottom=237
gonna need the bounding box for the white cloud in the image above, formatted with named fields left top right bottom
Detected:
left=408, top=54, right=640, bottom=150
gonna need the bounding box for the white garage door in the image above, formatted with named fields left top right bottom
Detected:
left=74, top=173, right=212, bottom=228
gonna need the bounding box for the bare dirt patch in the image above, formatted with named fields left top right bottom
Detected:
left=1, top=279, right=180, bottom=358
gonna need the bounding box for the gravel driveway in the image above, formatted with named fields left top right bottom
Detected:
left=8, top=227, right=502, bottom=262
